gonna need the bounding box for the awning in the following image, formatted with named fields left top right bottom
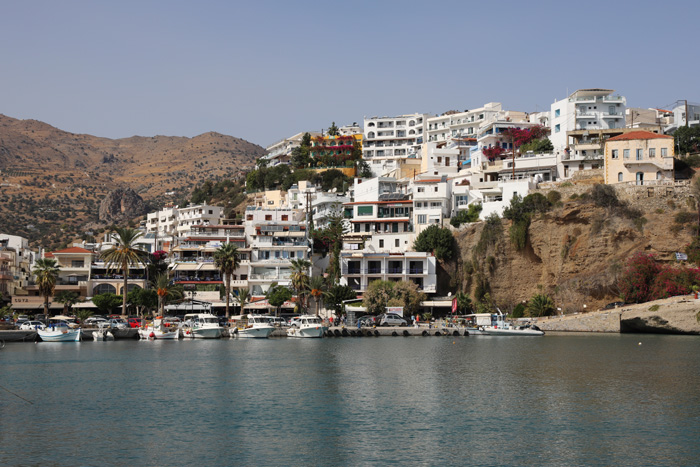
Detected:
left=74, top=301, right=98, bottom=309
left=172, top=263, right=199, bottom=271
left=288, top=231, right=306, bottom=237
left=12, top=302, right=63, bottom=310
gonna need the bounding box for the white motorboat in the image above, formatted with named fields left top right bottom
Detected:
left=180, top=313, right=223, bottom=339
left=38, top=323, right=81, bottom=342
left=93, top=329, right=115, bottom=341
left=234, top=315, right=275, bottom=339
left=481, top=312, right=544, bottom=336
left=286, top=315, right=324, bottom=338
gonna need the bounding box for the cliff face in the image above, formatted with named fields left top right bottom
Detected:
left=99, top=187, right=147, bottom=223
left=454, top=184, right=695, bottom=313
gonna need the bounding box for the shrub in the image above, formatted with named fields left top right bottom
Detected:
left=674, top=211, right=696, bottom=225
left=648, top=305, right=660, bottom=312
left=546, top=190, right=562, bottom=205
left=475, top=214, right=503, bottom=255
left=618, top=253, right=662, bottom=303
left=511, top=302, right=526, bottom=319
left=590, top=184, right=621, bottom=210
left=414, top=225, right=455, bottom=261
left=450, top=203, right=482, bottom=227
left=649, top=266, right=700, bottom=299
left=526, top=293, right=556, bottom=317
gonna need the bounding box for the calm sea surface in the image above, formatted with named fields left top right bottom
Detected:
left=1, top=333, right=699, bottom=466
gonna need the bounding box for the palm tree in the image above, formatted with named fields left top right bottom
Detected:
left=32, top=258, right=60, bottom=319
left=101, top=227, right=149, bottom=317
left=213, top=243, right=241, bottom=319
left=236, top=288, right=250, bottom=316
left=290, top=258, right=311, bottom=313
left=152, top=272, right=182, bottom=318
left=54, top=291, right=81, bottom=315
left=309, top=276, right=325, bottom=316
left=526, top=293, right=556, bottom=317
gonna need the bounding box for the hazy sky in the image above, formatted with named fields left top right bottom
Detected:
left=1, top=0, right=697, bottom=148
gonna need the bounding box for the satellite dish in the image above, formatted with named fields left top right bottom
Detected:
left=331, top=187, right=337, bottom=193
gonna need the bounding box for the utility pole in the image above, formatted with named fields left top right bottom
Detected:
left=685, top=100, right=689, bottom=127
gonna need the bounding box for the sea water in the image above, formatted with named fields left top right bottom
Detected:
left=1, top=333, right=699, bottom=466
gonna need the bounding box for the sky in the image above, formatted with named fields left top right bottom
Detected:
left=1, top=0, right=698, bottom=148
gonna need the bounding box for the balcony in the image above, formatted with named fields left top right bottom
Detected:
left=576, top=112, right=596, bottom=118
left=387, top=268, right=403, bottom=274
left=602, top=96, right=624, bottom=102
left=408, top=268, right=424, bottom=275
left=347, top=268, right=362, bottom=275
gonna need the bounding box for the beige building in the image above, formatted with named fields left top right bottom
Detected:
left=604, top=131, right=674, bottom=185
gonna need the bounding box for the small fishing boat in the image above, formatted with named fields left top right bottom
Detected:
left=481, top=311, right=544, bottom=336
left=286, top=315, right=324, bottom=338
left=138, top=318, right=180, bottom=340
left=37, top=323, right=81, bottom=342
left=93, top=329, right=115, bottom=341
left=234, top=314, right=275, bottom=339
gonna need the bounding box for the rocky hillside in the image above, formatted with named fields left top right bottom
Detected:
left=0, top=114, right=265, bottom=247
left=452, top=182, right=696, bottom=312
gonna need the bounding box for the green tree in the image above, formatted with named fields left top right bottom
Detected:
left=327, top=122, right=339, bottom=136
left=309, top=276, right=325, bottom=316
left=152, top=273, right=182, bottom=318
left=32, top=258, right=60, bottom=317
left=391, top=281, right=426, bottom=316
left=54, top=291, right=81, bottom=315
left=214, top=243, right=241, bottom=318
left=674, top=126, right=700, bottom=154
left=363, top=280, right=395, bottom=315
left=236, top=287, right=250, bottom=315
left=526, top=293, right=556, bottom=317
left=128, top=287, right=158, bottom=317
left=450, top=204, right=482, bottom=227
left=455, top=292, right=473, bottom=314
left=75, top=308, right=93, bottom=323
left=413, top=225, right=455, bottom=261
left=357, top=159, right=373, bottom=178
left=267, top=284, right=292, bottom=316
left=290, top=258, right=311, bottom=312
left=101, top=227, right=149, bottom=317
left=92, top=293, right=124, bottom=315
left=322, top=284, right=357, bottom=316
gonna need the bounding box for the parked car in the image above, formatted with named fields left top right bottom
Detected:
left=268, top=316, right=287, bottom=327
left=128, top=318, right=143, bottom=328
left=19, top=320, right=46, bottom=330
left=84, top=317, right=108, bottom=326
left=603, top=301, right=625, bottom=310
left=377, top=313, right=408, bottom=327
left=15, top=315, right=30, bottom=326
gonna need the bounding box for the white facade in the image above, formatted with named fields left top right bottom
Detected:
left=264, top=131, right=322, bottom=166
left=550, top=88, right=627, bottom=151
left=340, top=252, right=437, bottom=294
left=411, top=177, right=452, bottom=233
left=363, top=113, right=428, bottom=176
left=426, top=103, right=503, bottom=144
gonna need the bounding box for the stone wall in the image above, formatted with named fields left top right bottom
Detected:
left=531, top=310, right=622, bottom=333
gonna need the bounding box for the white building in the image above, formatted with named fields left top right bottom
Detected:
left=550, top=88, right=627, bottom=151
left=244, top=207, right=308, bottom=297
left=363, top=113, right=428, bottom=176
left=264, top=131, right=322, bottom=166
left=411, top=176, right=452, bottom=233
left=426, top=103, right=503, bottom=144
left=145, top=203, right=225, bottom=251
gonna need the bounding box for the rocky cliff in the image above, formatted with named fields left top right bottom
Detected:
left=98, top=187, right=147, bottom=223
left=453, top=182, right=695, bottom=313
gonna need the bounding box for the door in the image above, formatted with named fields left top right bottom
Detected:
left=636, top=172, right=644, bottom=186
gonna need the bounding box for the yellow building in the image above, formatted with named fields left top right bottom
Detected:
left=309, top=134, right=362, bottom=167
left=604, top=130, right=674, bottom=185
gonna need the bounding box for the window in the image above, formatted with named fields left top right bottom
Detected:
left=623, top=149, right=630, bottom=159
left=649, top=148, right=656, bottom=158
left=434, top=187, right=438, bottom=192
left=437, top=157, right=442, bottom=163
left=281, top=215, right=288, bottom=221
left=71, top=260, right=84, bottom=268
left=661, top=148, right=668, bottom=157
left=555, top=124, right=560, bottom=133
left=611, top=149, right=619, bottom=159
left=636, top=149, right=643, bottom=160
left=357, top=206, right=373, bottom=216
left=618, top=172, right=623, bottom=182
left=395, top=239, right=400, bottom=247
left=379, top=239, right=384, bottom=248
left=265, top=215, right=272, bottom=220
left=417, top=187, right=425, bottom=193
left=554, top=109, right=560, bottom=118
left=417, top=214, right=427, bottom=224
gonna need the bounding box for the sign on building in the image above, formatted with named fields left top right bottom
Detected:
left=386, top=306, right=404, bottom=317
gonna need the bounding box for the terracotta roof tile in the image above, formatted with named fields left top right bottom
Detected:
left=607, top=131, right=672, bottom=142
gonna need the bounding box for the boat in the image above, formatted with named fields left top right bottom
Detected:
left=481, top=312, right=545, bottom=336
left=180, top=313, right=223, bottom=339
left=286, top=315, right=324, bottom=338
left=138, top=318, right=180, bottom=340
left=234, top=314, right=275, bottom=339
left=37, top=323, right=81, bottom=342
left=93, top=329, right=115, bottom=341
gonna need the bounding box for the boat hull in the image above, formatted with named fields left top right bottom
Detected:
left=483, top=327, right=544, bottom=336
left=138, top=328, right=180, bottom=340
left=181, top=327, right=222, bottom=339
left=237, top=326, right=274, bottom=339
left=38, top=328, right=81, bottom=342
left=286, top=325, right=324, bottom=338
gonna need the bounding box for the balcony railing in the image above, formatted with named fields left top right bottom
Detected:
left=387, top=268, right=403, bottom=274
left=408, top=268, right=424, bottom=274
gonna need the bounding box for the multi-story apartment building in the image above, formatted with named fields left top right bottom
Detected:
left=309, top=133, right=362, bottom=166
left=626, top=108, right=674, bottom=129
left=145, top=203, right=225, bottom=252
left=340, top=177, right=436, bottom=294
left=550, top=88, right=627, bottom=151
left=362, top=113, right=428, bottom=176
left=0, top=234, right=34, bottom=299
left=426, top=103, right=503, bottom=144
left=263, top=131, right=322, bottom=166
left=604, top=131, right=675, bottom=185
left=665, top=100, right=700, bottom=134
left=411, top=176, right=452, bottom=233
left=244, top=207, right=308, bottom=297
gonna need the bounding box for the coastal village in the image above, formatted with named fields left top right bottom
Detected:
left=2, top=88, right=700, bottom=336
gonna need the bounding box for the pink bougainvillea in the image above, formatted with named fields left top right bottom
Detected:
left=618, top=252, right=700, bottom=303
